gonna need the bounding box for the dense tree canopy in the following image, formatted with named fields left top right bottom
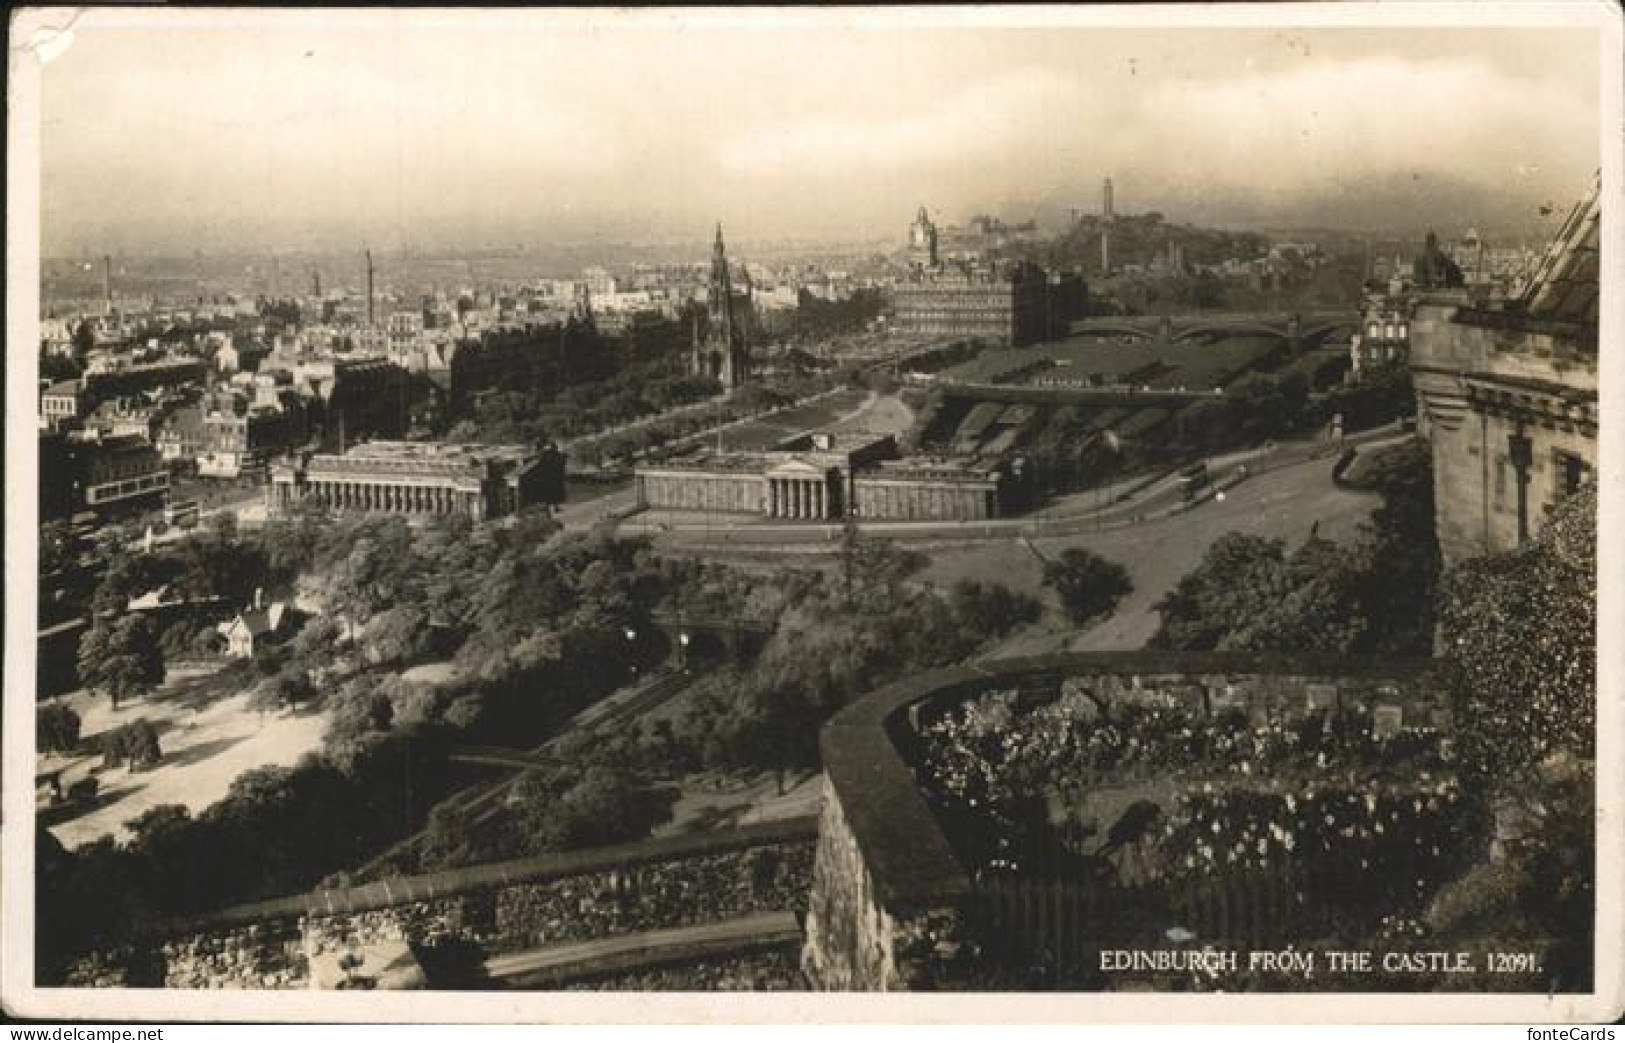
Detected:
left=1041, top=548, right=1134, bottom=626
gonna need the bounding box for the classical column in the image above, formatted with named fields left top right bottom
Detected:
left=814, top=482, right=825, bottom=519
left=767, top=479, right=778, bottom=518
left=794, top=481, right=806, bottom=519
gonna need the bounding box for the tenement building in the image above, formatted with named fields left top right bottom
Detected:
left=890, top=259, right=1052, bottom=347
left=1350, top=292, right=1412, bottom=377
left=1409, top=174, right=1598, bottom=561
left=633, top=433, right=1020, bottom=522
left=268, top=440, right=552, bottom=522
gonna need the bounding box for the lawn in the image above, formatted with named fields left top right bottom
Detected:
left=39, top=663, right=331, bottom=850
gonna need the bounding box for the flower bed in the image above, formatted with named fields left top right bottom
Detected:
left=915, top=685, right=1473, bottom=926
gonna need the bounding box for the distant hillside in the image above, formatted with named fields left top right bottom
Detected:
left=998, top=212, right=1270, bottom=275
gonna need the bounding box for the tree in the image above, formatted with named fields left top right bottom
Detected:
left=71, top=320, right=96, bottom=361
left=38, top=702, right=82, bottom=754
left=520, top=765, right=673, bottom=852
left=421, top=799, right=478, bottom=870
left=40, top=520, right=77, bottom=576
left=253, top=663, right=313, bottom=714
left=102, top=719, right=162, bottom=770
left=949, top=579, right=1043, bottom=637
left=78, top=615, right=165, bottom=709
left=1041, top=548, right=1134, bottom=626
left=40, top=346, right=83, bottom=383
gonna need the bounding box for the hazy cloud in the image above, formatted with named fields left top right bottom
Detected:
left=34, top=17, right=1601, bottom=253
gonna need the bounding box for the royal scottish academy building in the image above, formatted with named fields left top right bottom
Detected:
left=268, top=440, right=561, bottom=522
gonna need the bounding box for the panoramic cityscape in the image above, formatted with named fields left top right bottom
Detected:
left=19, top=12, right=1605, bottom=1003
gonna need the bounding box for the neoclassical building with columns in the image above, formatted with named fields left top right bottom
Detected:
left=267, top=440, right=550, bottom=522
left=633, top=432, right=1020, bottom=522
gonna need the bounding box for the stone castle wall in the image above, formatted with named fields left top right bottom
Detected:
left=109, top=823, right=816, bottom=989
left=801, top=653, right=1445, bottom=991
left=1410, top=299, right=1597, bottom=562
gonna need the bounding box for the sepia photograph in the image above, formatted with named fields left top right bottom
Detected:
left=3, top=2, right=1620, bottom=1024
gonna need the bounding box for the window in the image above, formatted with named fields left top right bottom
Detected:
left=1553, top=450, right=1590, bottom=502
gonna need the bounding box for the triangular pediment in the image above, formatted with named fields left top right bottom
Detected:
left=766, top=457, right=826, bottom=477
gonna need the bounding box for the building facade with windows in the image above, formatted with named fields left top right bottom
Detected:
left=1409, top=175, right=1598, bottom=561
left=68, top=433, right=170, bottom=517
left=890, top=260, right=1065, bottom=347
left=267, top=440, right=557, bottom=522
left=633, top=433, right=1020, bottom=522
left=1351, top=294, right=1412, bottom=376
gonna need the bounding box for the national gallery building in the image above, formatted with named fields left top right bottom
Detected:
left=633, top=433, right=1024, bottom=522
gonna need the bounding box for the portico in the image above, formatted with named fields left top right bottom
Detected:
left=765, top=460, right=836, bottom=520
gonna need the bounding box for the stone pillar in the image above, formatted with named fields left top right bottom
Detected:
left=815, top=482, right=825, bottom=519
left=768, top=479, right=778, bottom=518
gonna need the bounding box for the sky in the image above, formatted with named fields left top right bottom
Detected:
left=30, top=10, right=1605, bottom=255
